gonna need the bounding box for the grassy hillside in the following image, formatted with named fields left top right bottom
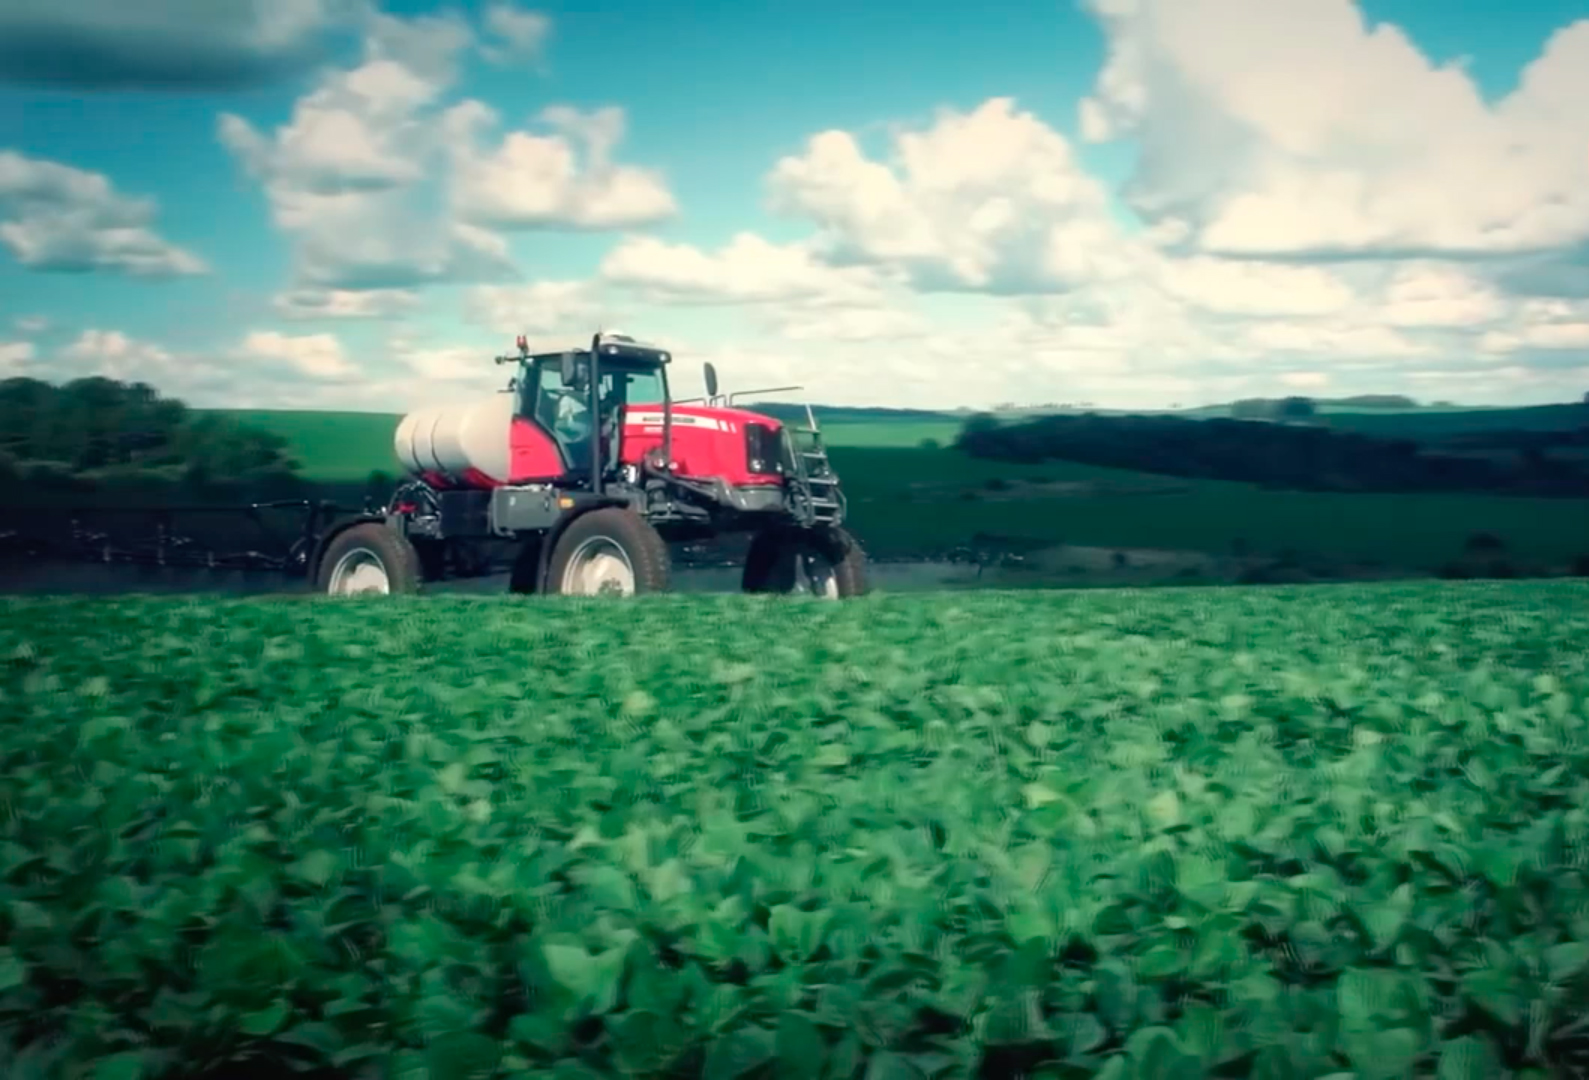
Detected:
left=3, top=582, right=1588, bottom=1075
left=210, top=406, right=1589, bottom=576
left=211, top=402, right=1589, bottom=481
left=208, top=408, right=965, bottom=480
left=834, top=445, right=1589, bottom=571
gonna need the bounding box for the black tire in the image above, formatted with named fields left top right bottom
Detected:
left=742, top=524, right=868, bottom=598
left=545, top=508, right=671, bottom=597
left=315, top=522, right=422, bottom=595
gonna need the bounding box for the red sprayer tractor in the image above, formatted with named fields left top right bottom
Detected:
left=312, top=331, right=869, bottom=599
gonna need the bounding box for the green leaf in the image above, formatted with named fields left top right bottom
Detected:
left=1461, top=967, right=1522, bottom=1025
left=1545, top=941, right=1589, bottom=983
left=769, top=906, right=832, bottom=963
left=93, top=1053, right=146, bottom=1080
left=813, top=744, right=851, bottom=768
left=1137, top=945, right=1183, bottom=979
left=1022, top=783, right=1060, bottom=809
left=0, top=948, right=25, bottom=991
left=427, top=1032, right=501, bottom=1080
left=776, top=1012, right=827, bottom=1080
left=1364, top=883, right=1413, bottom=953
left=1439, top=1035, right=1500, bottom=1080
left=705, top=1026, right=777, bottom=1080
left=613, top=1010, right=688, bottom=1074
left=1127, top=1026, right=1191, bottom=1080
left=1146, top=790, right=1181, bottom=830
left=1344, top=1028, right=1420, bottom=1080
left=239, top=999, right=289, bottom=1036
left=541, top=941, right=626, bottom=1011
left=290, top=849, right=338, bottom=888
left=865, top=1050, right=926, bottom=1080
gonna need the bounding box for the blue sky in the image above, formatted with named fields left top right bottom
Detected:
left=1, top=0, right=1587, bottom=411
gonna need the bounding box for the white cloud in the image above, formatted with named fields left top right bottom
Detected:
left=1078, top=0, right=1589, bottom=259
left=465, top=281, right=603, bottom=335
left=223, top=11, right=671, bottom=301
left=1154, top=257, right=1357, bottom=317
left=0, top=0, right=351, bottom=90
left=482, top=3, right=551, bottom=66
left=217, top=14, right=511, bottom=292
left=273, top=288, right=419, bottom=320
left=0, top=340, right=35, bottom=373
left=767, top=97, right=1128, bottom=294
left=445, top=102, right=676, bottom=231
left=13, top=315, right=48, bottom=335
left=0, top=151, right=206, bottom=277
left=600, top=232, right=885, bottom=305
left=1374, top=263, right=1507, bottom=328
left=237, top=330, right=355, bottom=378
left=57, top=329, right=189, bottom=384
left=772, top=306, right=931, bottom=343
left=1244, top=320, right=1432, bottom=359
left=392, top=342, right=489, bottom=382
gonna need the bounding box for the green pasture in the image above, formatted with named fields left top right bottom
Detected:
left=215, top=407, right=1589, bottom=572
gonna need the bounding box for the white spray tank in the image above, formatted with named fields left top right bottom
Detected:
left=393, top=392, right=516, bottom=487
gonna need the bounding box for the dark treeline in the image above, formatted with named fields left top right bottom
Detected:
left=1227, top=394, right=1418, bottom=418
left=955, top=411, right=1589, bottom=497
left=1, top=376, right=304, bottom=501
left=752, top=402, right=952, bottom=422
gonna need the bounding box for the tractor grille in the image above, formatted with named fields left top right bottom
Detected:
left=744, top=422, right=785, bottom=476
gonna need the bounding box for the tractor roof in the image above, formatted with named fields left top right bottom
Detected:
left=522, top=332, right=672, bottom=370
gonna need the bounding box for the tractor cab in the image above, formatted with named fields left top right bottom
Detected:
left=504, top=332, right=675, bottom=493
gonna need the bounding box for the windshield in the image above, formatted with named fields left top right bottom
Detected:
left=601, top=365, right=665, bottom=409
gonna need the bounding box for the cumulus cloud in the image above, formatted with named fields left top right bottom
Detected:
left=222, top=10, right=672, bottom=301
left=219, top=15, right=518, bottom=291
left=273, top=288, right=419, bottom=320
left=237, top=330, right=355, bottom=378
left=482, top=3, right=551, bottom=66
left=0, top=151, right=206, bottom=277
left=1078, top=0, right=1589, bottom=259
left=465, top=281, right=603, bottom=336
left=0, top=0, right=353, bottom=90
left=0, top=340, right=35, bottom=373
left=57, top=329, right=190, bottom=384
left=445, top=103, right=676, bottom=230
left=599, top=233, right=885, bottom=305
left=768, top=98, right=1129, bottom=294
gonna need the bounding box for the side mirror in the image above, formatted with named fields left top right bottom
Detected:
left=704, top=362, right=718, bottom=400
left=560, top=351, right=581, bottom=389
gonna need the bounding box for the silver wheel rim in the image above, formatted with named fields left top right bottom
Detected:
left=561, top=537, right=636, bottom=596
left=327, top=548, right=391, bottom=595
left=793, top=552, right=842, bottom=600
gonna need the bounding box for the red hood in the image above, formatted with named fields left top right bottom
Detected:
left=622, top=402, right=782, bottom=428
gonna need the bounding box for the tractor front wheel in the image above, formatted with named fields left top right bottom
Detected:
left=742, top=524, right=868, bottom=598
left=316, top=522, right=422, bottom=596
left=545, top=508, right=671, bottom=597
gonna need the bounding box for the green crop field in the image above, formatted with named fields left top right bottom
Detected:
left=2, top=582, right=1588, bottom=1076
left=832, top=446, right=1589, bottom=570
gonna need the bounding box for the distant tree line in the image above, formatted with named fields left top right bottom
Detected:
left=1226, top=394, right=1420, bottom=419
left=955, top=411, right=1589, bottom=497
left=0, top=376, right=304, bottom=501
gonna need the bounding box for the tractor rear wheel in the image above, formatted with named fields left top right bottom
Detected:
left=316, top=522, right=422, bottom=596
left=546, top=508, right=671, bottom=597
left=742, top=524, right=868, bottom=598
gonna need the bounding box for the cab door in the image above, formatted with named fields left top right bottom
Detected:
left=508, top=361, right=577, bottom=482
